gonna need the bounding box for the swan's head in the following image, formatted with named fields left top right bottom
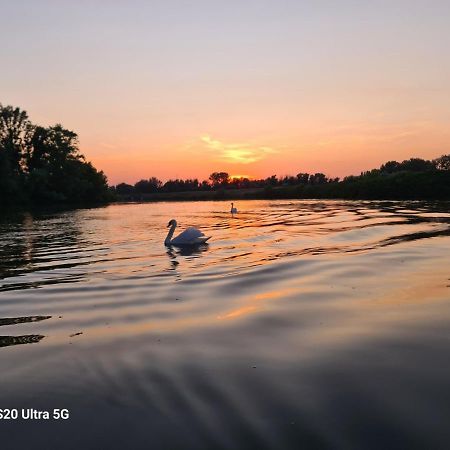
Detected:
left=167, top=219, right=177, bottom=228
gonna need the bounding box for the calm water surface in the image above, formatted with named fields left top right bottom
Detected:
left=1, top=200, right=450, bottom=449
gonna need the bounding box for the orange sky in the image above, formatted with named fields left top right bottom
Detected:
left=2, top=1, right=450, bottom=184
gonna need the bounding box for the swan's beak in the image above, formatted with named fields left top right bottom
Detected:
left=167, top=222, right=171, bottom=227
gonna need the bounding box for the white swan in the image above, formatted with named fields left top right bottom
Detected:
left=230, top=202, right=238, bottom=214
left=164, top=219, right=211, bottom=246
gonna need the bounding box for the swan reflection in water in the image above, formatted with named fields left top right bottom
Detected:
left=166, top=244, right=210, bottom=272
left=166, top=244, right=209, bottom=259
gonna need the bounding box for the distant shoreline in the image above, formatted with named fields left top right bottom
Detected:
left=115, top=171, right=450, bottom=203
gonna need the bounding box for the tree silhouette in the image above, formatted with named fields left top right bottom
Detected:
left=134, top=177, right=162, bottom=193
left=0, top=103, right=111, bottom=206
left=434, top=154, right=450, bottom=171
left=115, top=183, right=135, bottom=195
left=296, top=173, right=310, bottom=184
left=209, top=172, right=229, bottom=187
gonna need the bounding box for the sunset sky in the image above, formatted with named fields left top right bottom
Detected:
left=2, top=0, right=449, bottom=184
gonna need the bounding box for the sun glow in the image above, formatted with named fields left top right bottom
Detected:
left=200, top=135, right=277, bottom=165
left=230, top=174, right=252, bottom=180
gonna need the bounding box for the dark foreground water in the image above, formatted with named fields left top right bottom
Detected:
left=0, top=200, right=449, bottom=449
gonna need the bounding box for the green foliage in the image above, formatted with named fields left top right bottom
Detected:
left=0, top=103, right=111, bottom=207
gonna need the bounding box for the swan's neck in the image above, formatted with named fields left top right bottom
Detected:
left=164, top=224, right=176, bottom=245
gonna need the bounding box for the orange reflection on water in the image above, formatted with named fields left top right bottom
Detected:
left=218, top=305, right=260, bottom=320
left=217, top=288, right=295, bottom=321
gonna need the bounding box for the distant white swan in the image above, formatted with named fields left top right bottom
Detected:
left=164, top=219, right=211, bottom=246
left=230, top=202, right=238, bottom=214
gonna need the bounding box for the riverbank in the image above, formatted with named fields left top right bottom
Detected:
left=0, top=201, right=110, bottom=218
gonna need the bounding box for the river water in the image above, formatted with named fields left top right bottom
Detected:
left=1, top=200, right=449, bottom=449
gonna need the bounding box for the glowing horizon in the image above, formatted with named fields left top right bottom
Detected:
left=2, top=0, right=449, bottom=185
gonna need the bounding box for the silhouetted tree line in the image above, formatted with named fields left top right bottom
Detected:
left=272, top=155, right=450, bottom=200
left=0, top=103, right=111, bottom=207
left=315, top=155, right=450, bottom=200
left=113, top=170, right=338, bottom=195
left=113, top=154, right=450, bottom=201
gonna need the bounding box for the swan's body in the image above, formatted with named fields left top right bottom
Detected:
left=230, top=202, right=238, bottom=214
left=164, top=219, right=210, bottom=246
